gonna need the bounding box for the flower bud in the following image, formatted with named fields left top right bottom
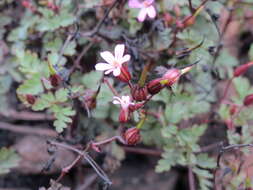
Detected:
left=116, top=66, right=131, bottom=83
left=49, top=74, right=62, bottom=87
left=183, top=16, right=195, bottom=28
left=119, top=108, right=129, bottom=123
left=164, top=13, right=174, bottom=26
left=233, top=62, right=253, bottom=77
left=162, top=68, right=181, bottom=86
left=131, top=84, right=148, bottom=101
left=243, top=94, right=253, bottom=106
left=229, top=105, right=238, bottom=115
left=26, top=94, right=36, bottom=105
left=147, top=78, right=164, bottom=95
left=123, top=127, right=141, bottom=145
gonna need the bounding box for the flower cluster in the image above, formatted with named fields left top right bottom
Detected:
left=95, top=44, right=193, bottom=145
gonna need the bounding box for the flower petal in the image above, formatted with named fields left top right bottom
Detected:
left=119, top=54, right=131, bottom=64
left=95, top=63, right=114, bottom=71
left=100, top=51, right=115, bottom=64
left=113, top=67, right=121, bottom=76
left=104, top=68, right=114, bottom=75
left=138, top=8, right=148, bottom=22
left=128, top=0, right=142, bottom=8
left=114, top=44, right=125, bottom=61
left=113, top=96, right=122, bottom=105
left=146, top=5, right=156, bottom=18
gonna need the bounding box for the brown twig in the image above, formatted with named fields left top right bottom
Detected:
left=0, top=122, right=57, bottom=137
left=80, top=0, right=121, bottom=37
left=0, top=109, right=54, bottom=121
left=48, top=141, right=112, bottom=185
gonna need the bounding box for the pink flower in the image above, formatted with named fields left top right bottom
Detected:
left=113, top=96, right=134, bottom=110
left=128, top=0, right=156, bottom=22
left=113, top=95, right=134, bottom=123
left=95, top=44, right=131, bottom=77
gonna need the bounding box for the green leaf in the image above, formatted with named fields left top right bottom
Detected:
left=0, top=147, right=20, bottom=174
left=17, top=73, right=44, bottom=95
left=55, top=88, right=69, bottom=102
left=51, top=105, right=75, bottom=133
left=196, top=154, right=216, bottom=169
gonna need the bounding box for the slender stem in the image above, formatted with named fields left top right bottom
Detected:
left=48, top=141, right=112, bottom=185
left=220, top=77, right=234, bottom=104
left=188, top=167, right=196, bottom=190
left=104, top=78, right=119, bottom=96
left=188, top=0, right=194, bottom=13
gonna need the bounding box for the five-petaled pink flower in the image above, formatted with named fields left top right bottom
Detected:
left=128, top=0, right=156, bottom=22
left=113, top=95, right=134, bottom=123
left=95, top=44, right=131, bottom=77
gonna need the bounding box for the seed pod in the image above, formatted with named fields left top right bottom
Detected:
left=129, top=103, right=144, bottom=112
left=49, top=74, right=62, bottom=87
left=123, top=127, right=141, bottom=145
left=131, top=84, right=148, bottom=101
left=162, top=68, right=181, bottom=86
left=26, top=94, right=36, bottom=105
left=233, top=62, right=253, bottom=77
left=116, top=66, right=131, bottom=83
left=147, top=78, right=164, bottom=95
left=243, top=94, right=253, bottom=106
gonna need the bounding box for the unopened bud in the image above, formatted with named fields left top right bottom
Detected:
left=183, top=16, right=196, bottom=28
left=49, top=74, right=62, bottom=87
left=162, top=68, right=181, bottom=86
left=147, top=78, right=164, bottom=95
left=116, top=66, right=131, bottom=83
left=26, top=94, right=36, bottom=105
left=233, top=62, right=253, bottom=77
left=164, top=13, right=174, bottom=25
left=244, top=94, right=253, bottom=106
left=131, top=85, right=148, bottom=101
left=229, top=105, right=238, bottom=115
left=123, top=127, right=141, bottom=145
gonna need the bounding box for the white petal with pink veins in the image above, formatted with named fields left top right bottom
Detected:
left=114, top=44, right=125, bottom=61
left=119, top=54, right=131, bottom=64
left=128, top=0, right=143, bottom=8
left=104, top=68, right=115, bottom=75
left=95, top=63, right=114, bottom=71
left=146, top=5, right=156, bottom=18
left=138, top=8, right=148, bottom=22
left=100, top=51, right=115, bottom=64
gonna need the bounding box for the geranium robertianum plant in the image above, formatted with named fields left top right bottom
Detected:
left=1, top=0, right=253, bottom=189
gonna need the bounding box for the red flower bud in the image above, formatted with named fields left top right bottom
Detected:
left=26, top=94, right=36, bottom=105
left=147, top=78, right=164, bottom=95
left=164, top=13, right=174, bottom=25
left=131, top=84, right=148, bottom=101
left=244, top=94, right=253, bottom=106
left=229, top=104, right=238, bottom=115
left=119, top=108, right=129, bottom=123
left=233, top=62, right=253, bottom=77
left=162, top=68, right=181, bottom=86
left=183, top=16, right=195, bottom=28
left=82, top=90, right=97, bottom=110
left=123, top=127, right=141, bottom=145
left=49, top=74, right=62, bottom=87
left=116, top=66, right=131, bottom=83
